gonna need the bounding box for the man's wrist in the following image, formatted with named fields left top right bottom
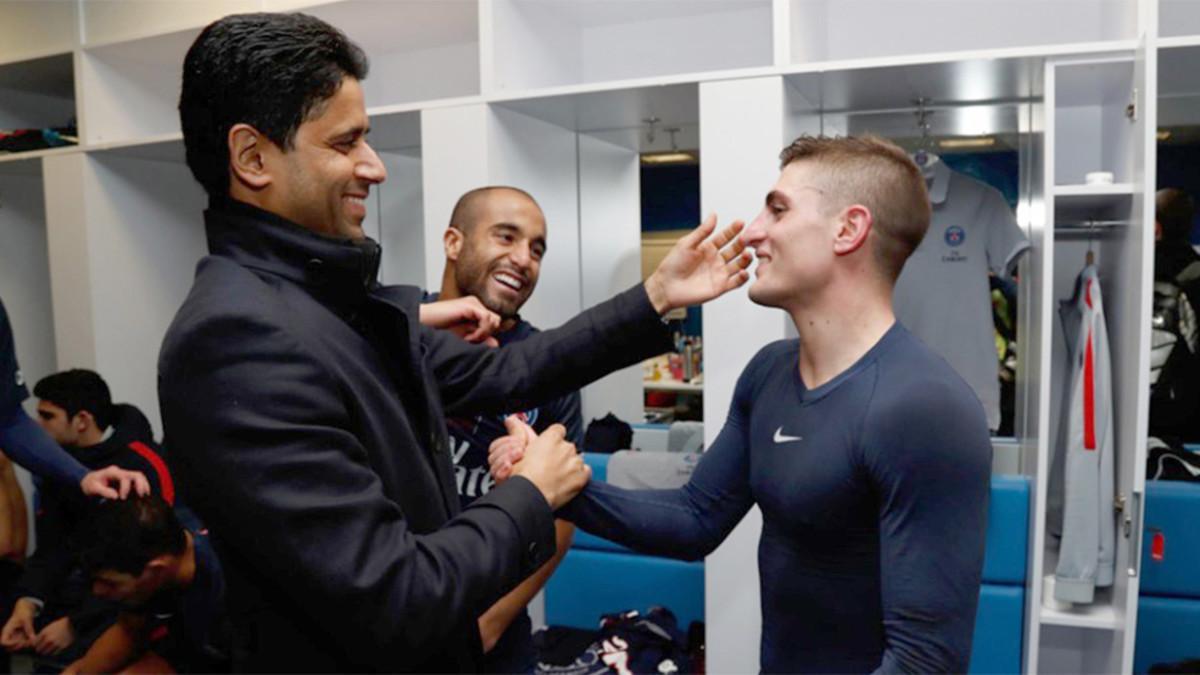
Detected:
left=644, top=273, right=672, bottom=316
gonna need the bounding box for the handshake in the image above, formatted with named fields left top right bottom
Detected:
left=487, top=416, right=590, bottom=510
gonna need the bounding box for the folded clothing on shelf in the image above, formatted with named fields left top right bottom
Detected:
left=0, top=124, right=78, bottom=153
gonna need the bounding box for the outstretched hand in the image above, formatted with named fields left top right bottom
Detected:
left=644, top=214, right=751, bottom=315
left=419, top=296, right=501, bottom=347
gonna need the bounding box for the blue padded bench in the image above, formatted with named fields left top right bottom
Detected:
left=1135, top=479, right=1200, bottom=673
left=549, top=455, right=1030, bottom=674
left=970, top=475, right=1029, bottom=674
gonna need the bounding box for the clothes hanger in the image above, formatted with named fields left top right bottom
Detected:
left=912, top=98, right=940, bottom=170
left=1086, top=220, right=1096, bottom=267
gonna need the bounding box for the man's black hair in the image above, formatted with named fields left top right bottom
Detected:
left=179, top=12, right=370, bottom=198
left=33, top=369, right=114, bottom=430
left=1158, top=188, right=1197, bottom=243
left=79, top=495, right=187, bottom=577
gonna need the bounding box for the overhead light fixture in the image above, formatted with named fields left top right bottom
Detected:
left=1157, top=129, right=1172, bottom=141
left=641, top=151, right=698, bottom=165
left=938, top=137, right=996, bottom=149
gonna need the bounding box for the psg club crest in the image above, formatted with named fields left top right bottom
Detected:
left=496, top=409, right=539, bottom=427
left=944, top=225, right=966, bottom=247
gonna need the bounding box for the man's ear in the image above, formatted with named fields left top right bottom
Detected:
left=444, top=226, right=464, bottom=262
left=144, top=556, right=172, bottom=581
left=228, top=123, right=272, bottom=190
left=73, top=410, right=95, bottom=433
left=833, top=204, right=873, bottom=256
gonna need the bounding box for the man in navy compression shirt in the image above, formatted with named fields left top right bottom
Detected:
left=0, top=297, right=148, bottom=500
left=490, top=135, right=993, bottom=673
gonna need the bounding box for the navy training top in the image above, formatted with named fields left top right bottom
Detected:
left=425, top=292, right=583, bottom=673
left=563, top=323, right=992, bottom=673
left=0, top=297, right=89, bottom=486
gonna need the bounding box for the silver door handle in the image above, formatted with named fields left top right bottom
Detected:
left=1128, top=490, right=1143, bottom=577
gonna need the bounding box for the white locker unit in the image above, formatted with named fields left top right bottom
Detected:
left=0, top=0, right=1189, bottom=671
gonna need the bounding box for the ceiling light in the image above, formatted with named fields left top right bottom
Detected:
left=641, top=151, right=697, bottom=165
left=938, top=137, right=996, bottom=149
left=1157, top=129, right=1172, bottom=141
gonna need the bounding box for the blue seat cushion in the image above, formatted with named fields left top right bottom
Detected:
left=969, top=584, right=1025, bottom=674
left=1134, top=595, right=1200, bottom=673
left=983, top=475, right=1030, bottom=584
left=1140, top=481, right=1200, bottom=598
left=583, top=452, right=608, bottom=483
left=544, top=548, right=704, bottom=630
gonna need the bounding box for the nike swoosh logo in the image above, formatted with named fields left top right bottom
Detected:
left=773, top=427, right=802, bottom=443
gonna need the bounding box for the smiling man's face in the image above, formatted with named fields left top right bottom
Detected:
left=450, top=189, right=547, bottom=319
left=260, top=76, right=386, bottom=239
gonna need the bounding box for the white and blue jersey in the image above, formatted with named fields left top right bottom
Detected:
left=446, top=317, right=584, bottom=509
left=563, top=323, right=992, bottom=673
left=426, top=293, right=583, bottom=673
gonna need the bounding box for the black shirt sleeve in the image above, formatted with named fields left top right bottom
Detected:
left=0, top=298, right=29, bottom=414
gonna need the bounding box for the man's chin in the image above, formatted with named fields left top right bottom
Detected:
left=747, top=284, right=782, bottom=309
left=340, top=222, right=367, bottom=241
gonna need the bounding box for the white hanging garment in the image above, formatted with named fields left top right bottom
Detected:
left=1050, top=264, right=1116, bottom=604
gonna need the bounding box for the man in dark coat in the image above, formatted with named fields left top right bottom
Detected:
left=160, top=12, right=750, bottom=673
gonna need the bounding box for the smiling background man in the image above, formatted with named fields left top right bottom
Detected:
left=429, top=186, right=582, bottom=673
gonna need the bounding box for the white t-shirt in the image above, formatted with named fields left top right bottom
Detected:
left=893, top=160, right=1030, bottom=431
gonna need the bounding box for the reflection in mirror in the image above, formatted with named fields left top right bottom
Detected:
left=640, top=132, right=702, bottom=424
left=834, top=102, right=1034, bottom=439
left=1150, top=46, right=1200, bottom=447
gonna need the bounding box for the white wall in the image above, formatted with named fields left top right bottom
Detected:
left=377, top=150, right=426, bottom=287
left=811, top=0, right=1134, bottom=62
left=79, top=31, right=194, bottom=144
left=490, top=0, right=583, bottom=91
left=0, top=170, right=57, bottom=404
left=699, top=76, right=790, bottom=674
left=578, top=133, right=643, bottom=425
left=365, top=42, right=480, bottom=108
left=420, top=104, right=492, bottom=290
left=80, top=155, right=207, bottom=438
left=487, top=106, right=582, bottom=330
left=0, top=1, right=76, bottom=62
left=579, top=7, right=772, bottom=83
left=1159, top=0, right=1200, bottom=38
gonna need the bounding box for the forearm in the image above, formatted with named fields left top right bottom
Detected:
left=0, top=461, right=14, bottom=559
left=478, top=520, right=574, bottom=652
left=70, top=617, right=140, bottom=675
left=560, top=481, right=729, bottom=560
left=433, top=284, right=674, bottom=417
left=5, top=463, right=26, bottom=559
left=0, top=405, right=88, bottom=487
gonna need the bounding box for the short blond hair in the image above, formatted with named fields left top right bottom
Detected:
left=779, top=135, right=930, bottom=283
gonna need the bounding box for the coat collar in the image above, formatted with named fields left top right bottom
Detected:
left=205, top=199, right=382, bottom=300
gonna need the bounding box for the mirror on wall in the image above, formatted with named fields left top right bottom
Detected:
left=1150, top=46, right=1200, bottom=448
left=829, top=101, right=1037, bottom=440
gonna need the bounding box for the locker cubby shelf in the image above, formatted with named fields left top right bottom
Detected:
left=783, top=0, right=1135, bottom=65
left=487, top=0, right=772, bottom=94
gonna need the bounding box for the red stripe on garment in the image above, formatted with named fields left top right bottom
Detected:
left=129, top=441, right=175, bottom=505
left=1083, top=326, right=1096, bottom=451
left=1085, top=278, right=1094, bottom=309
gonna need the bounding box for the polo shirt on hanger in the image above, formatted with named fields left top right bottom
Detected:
left=892, top=159, right=1030, bottom=431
